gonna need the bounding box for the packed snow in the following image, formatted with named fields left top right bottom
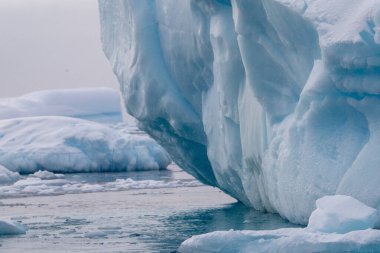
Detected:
left=179, top=228, right=380, bottom=253
left=99, top=0, right=380, bottom=224
left=308, top=195, right=378, bottom=234
left=0, top=88, right=123, bottom=124
left=0, top=117, right=171, bottom=173
left=0, top=219, right=26, bottom=236
left=179, top=196, right=380, bottom=253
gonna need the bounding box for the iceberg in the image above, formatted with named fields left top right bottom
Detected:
left=0, top=88, right=123, bottom=124
left=99, top=0, right=380, bottom=224
left=0, top=219, right=26, bottom=236
left=0, top=117, right=171, bottom=174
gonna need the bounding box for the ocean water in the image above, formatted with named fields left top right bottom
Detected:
left=0, top=166, right=299, bottom=252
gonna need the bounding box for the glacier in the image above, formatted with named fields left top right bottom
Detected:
left=99, top=0, right=380, bottom=225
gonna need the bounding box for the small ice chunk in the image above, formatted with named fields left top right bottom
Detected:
left=0, top=165, right=20, bottom=185
left=84, top=231, right=108, bottom=238
left=0, top=219, right=27, bottom=236
left=307, top=195, right=378, bottom=234
left=32, top=170, right=64, bottom=180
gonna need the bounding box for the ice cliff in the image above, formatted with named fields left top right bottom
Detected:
left=99, top=0, right=380, bottom=225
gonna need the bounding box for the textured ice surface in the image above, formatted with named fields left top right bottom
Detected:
left=308, top=195, right=378, bottom=234
left=179, top=195, right=380, bottom=252
left=99, top=0, right=380, bottom=224
left=0, top=117, right=171, bottom=173
left=0, top=88, right=122, bottom=124
left=0, top=174, right=201, bottom=198
left=179, top=228, right=380, bottom=253
left=0, top=220, right=26, bottom=236
left=0, top=165, right=20, bottom=185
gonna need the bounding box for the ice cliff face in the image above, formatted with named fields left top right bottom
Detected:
left=99, top=0, right=380, bottom=225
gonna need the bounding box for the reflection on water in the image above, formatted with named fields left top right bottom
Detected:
left=141, top=202, right=302, bottom=252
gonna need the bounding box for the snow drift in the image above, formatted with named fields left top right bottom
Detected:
left=99, top=0, right=380, bottom=224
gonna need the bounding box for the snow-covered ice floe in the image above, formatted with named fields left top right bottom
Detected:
left=179, top=228, right=380, bottom=253
left=179, top=196, right=380, bottom=253
left=0, top=219, right=26, bottom=236
left=0, top=117, right=171, bottom=173
left=99, top=0, right=380, bottom=224
left=0, top=173, right=201, bottom=198
left=0, top=88, right=123, bottom=124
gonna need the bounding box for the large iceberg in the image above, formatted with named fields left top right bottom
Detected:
left=99, top=0, right=380, bottom=224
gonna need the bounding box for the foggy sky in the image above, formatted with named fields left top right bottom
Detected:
left=0, top=0, right=119, bottom=98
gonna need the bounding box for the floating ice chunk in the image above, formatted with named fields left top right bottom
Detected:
left=0, top=164, right=20, bottom=185
left=308, top=195, right=378, bottom=234
left=84, top=231, right=108, bottom=238
left=179, top=228, right=380, bottom=253
left=0, top=219, right=27, bottom=236
left=0, top=117, right=171, bottom=173
left=32, top=170, right=65, bottom=180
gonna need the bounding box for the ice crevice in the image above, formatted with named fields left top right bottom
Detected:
left=99, top=0, right=380, bottom=225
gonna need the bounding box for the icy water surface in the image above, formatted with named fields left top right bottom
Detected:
left=0, top=167, right=299, bottom=252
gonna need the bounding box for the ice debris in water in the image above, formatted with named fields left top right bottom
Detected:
left=0, top=176, right=202, bottom=198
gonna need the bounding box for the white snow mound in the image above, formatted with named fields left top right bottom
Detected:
left=308, top=195, right=378, bottom=234
left=0, top=117, right=171, bottom=173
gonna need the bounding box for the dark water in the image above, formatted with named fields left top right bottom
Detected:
left=143, top=202, right=301, bottom=252
left=0, top=168, right=299, bottom=252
